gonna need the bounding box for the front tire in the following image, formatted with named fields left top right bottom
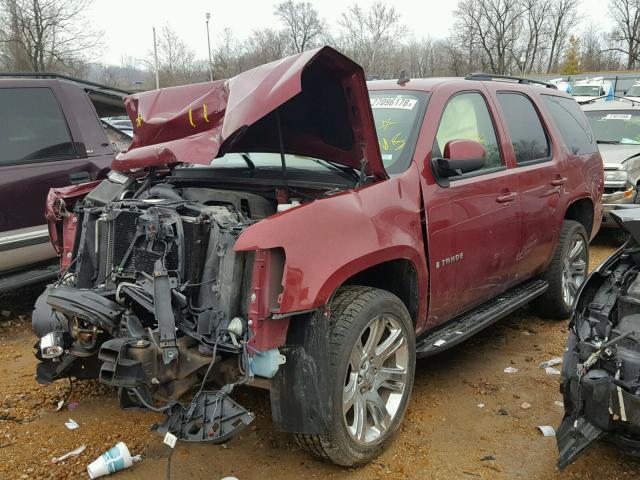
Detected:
left=297, top=286, right=416, bottom=466
left=532, top=220, right=589, bottom=319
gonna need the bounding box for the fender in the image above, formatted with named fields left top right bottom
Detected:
left=234, top=163, right=428, bottom=327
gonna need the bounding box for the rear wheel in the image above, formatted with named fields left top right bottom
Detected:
left=532, top=220, right=589, bottom=319
left=296, top=286, right=416, bottom=466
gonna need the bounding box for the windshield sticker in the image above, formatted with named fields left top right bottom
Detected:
left=371, top=97, right=417, bottom=110
left=604, top=114, right=632, bottom=121
left=381, top=153, right=394, bottom=161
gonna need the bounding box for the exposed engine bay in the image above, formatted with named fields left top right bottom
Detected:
left=558, top=209, right=640, bottom=468
left=32, top=169, right=333, bottom=443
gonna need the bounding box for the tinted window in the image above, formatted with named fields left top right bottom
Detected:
left=542, top=95, right=597, bottom=155
left=0, top=87, right=75, bottom=164
left=433, top=92, right=502, bottom=171
left=369, top=91, right=429, bottom=174
left=497, top=93, right=550, bottom=164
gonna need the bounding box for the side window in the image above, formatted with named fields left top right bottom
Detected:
left=497, top=92, right=550, bottom=164
left=433, top=92, right=502, bottom=171
left=541, top=95, right=597, bottom=155
left=0, top=87, right=76, bottom=165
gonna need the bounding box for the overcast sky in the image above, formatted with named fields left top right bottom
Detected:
left=87, top=0, right=613, bottom=67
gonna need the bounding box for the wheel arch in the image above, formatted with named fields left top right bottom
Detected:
left=564, top=197, right=594, bottom=238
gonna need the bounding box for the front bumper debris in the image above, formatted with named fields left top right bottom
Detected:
left=557, top=211, right=640, bottom=467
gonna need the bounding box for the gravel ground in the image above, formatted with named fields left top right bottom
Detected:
left=1, top=232, right=639, bottom=480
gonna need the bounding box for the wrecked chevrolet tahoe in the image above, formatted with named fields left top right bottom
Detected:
left=32, top=48, right=603, bottom=466
left=558, top=209, right=640, bottom=468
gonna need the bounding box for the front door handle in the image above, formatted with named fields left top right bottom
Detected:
left=551, top=177, right=567, bottom=186
left=496, top=192, right=518, bottom=203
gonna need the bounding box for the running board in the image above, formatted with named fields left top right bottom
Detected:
left=416, top=279, right=548, bottom=358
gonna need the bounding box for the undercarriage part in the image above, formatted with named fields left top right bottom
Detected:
left=153, top=259, right=179, bottom=364
left=152, top=387, right=254, bottom=443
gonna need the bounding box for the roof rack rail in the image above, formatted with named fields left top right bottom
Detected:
left=465, top=73, right=558, bottom=90
left=0, top=72, right=132, bottom=95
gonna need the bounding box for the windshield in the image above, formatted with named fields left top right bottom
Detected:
left=201, top=152, right=358, bottom=180
left=628, top=86, right=640, bottom=97
left=572, top=85, right=604, bottom=97
left=585, top=110, right=640, bottom=144
left=369, top=90, right=429, bottom=174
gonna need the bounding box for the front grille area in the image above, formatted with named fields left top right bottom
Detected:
left=104, top=209, right=207, bottom=284
left=604, top=186, right=628, bottom=195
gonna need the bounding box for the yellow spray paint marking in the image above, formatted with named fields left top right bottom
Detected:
left=379, top=119, right=396, bottom=130
left=136, top=113, right=143, bottom=127
left=203, top=104, right=210, bottom=123
left=391, top=133, right=406, bottom=151
left=188, top=108, right=196, bottom=128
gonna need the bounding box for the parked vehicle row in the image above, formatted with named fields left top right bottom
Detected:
left=27, top=48, right=603, bottom=466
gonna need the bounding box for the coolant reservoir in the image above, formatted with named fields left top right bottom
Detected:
left=249, top=349, right=286, bottom=378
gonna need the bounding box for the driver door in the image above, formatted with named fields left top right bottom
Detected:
left=424, top=89, right=522, bottom=326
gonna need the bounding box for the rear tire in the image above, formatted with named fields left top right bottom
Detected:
left=532, top=220, right=589, bottom=319
left=296, top=286, right=416, bottom=466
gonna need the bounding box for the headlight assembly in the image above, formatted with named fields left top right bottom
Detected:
left=605, top=169, right=628, bottom=182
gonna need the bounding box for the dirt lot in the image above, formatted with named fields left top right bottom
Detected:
left=1, top=234, right=639, bottom=480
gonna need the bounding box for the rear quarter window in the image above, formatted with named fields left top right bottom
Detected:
left=541, top=95, right=597, bottom=155
left=0, top=87, right=76, bottom=165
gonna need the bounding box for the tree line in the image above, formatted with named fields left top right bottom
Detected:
left=1, top=0, right=640, bottom=89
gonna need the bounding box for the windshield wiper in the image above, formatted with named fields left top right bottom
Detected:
left=240, top=153, right=255, bottom=169
left=597, top=140, right=621, bottom=144
left=308, top=158, right=360, bottom=183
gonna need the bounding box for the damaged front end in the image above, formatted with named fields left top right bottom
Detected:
left=33, top=172, right=288, bottom=442
left=558, top=208, right=640, bottom=468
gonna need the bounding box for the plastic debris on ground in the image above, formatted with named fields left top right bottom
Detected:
left=554, top=400, right=564, bottom=407
left=52, top=444, right=86, bottom=463
left=538, top=357, right=562, bottom=369
left=521, top=402, right=531, bottom=410
left=55, top=400, right=65, bottom=411
left=503, top=367, right=518, bottom=373
left=537, top=426, right=556, bottom=437
left=87, top=442, right=140, bottom=479
left=68, top=401, right=79, bottom=411
left=477, top=403, right=485, bottom=408
left=545, top=367, right=561, bottom=376
left=65, top=418, right=79, bottom=430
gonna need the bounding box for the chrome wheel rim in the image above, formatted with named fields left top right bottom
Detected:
left=562, top=235, right=587, bottom=308
left=343, top=314, right=408, bottom=445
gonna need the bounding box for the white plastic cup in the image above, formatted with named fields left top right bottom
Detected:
left=87, top=442, right=133, bottom=479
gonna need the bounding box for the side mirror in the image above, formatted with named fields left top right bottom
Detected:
left=436, top=139, right=486, bottom=178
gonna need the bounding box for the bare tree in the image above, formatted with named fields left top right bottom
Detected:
left=274, top=1, right=325, bottom=53
left=337, top=2, right=405, bottom=75
left=609, top=0, right=640, bottom=69
left=517, top=0, right=552, bottom=74
left=455, top=0, right=527, bottom=74
left=546, top=0, right=581, bottom=73
left=0, top=0, right=102, bottom=72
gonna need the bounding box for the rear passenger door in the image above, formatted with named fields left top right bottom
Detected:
left=493, top=91, right=560, bottom=279
left=426, top=89, right=522, bottom=323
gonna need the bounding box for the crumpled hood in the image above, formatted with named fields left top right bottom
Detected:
left=599, top=143, right=640, bottom=167
left=112, top=46, right=385, bottom=179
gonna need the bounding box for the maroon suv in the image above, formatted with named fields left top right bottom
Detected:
left=0, top=74, right=130, bottom=291
left=32, top=47, right=603, bottom=466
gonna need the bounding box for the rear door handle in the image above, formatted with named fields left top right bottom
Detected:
left=551, top=177, right=567, bottom=186
left=496, top=192, right=518, bottom=203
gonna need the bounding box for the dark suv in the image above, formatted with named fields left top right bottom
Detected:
left=0, top=74, right=130, bottom=291
left=32, top=48, right=603, bottom=466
